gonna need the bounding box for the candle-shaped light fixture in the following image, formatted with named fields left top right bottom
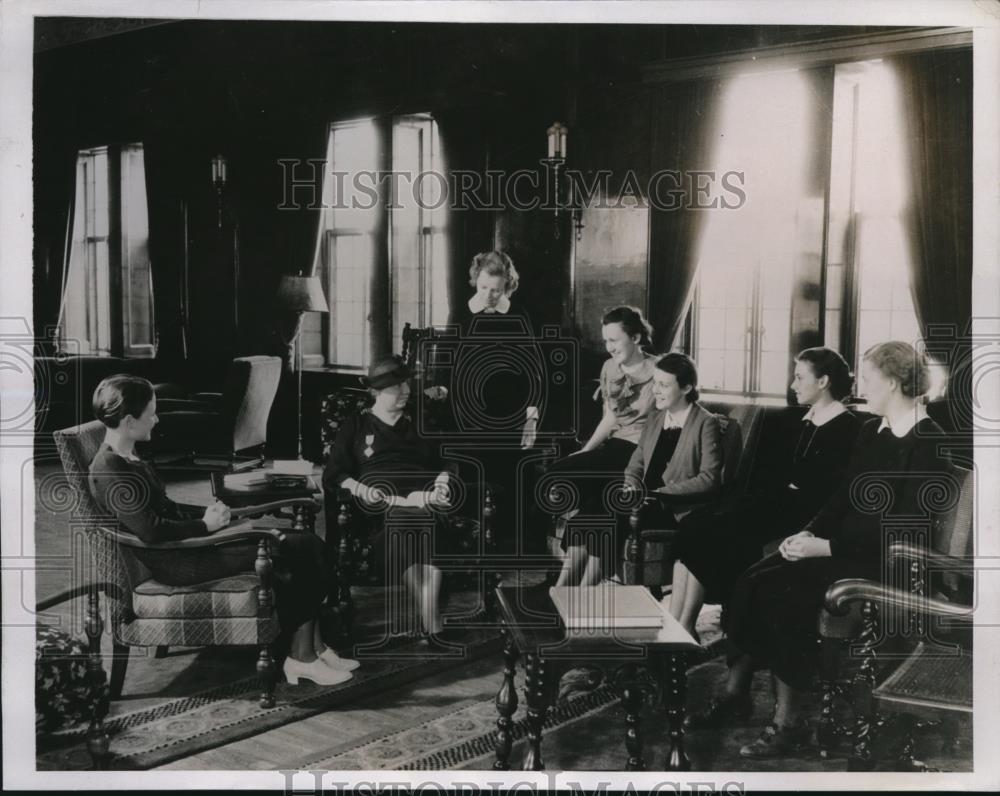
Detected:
left=547, top=122, right=568, bottom=161
left=211, top=154, right=227, bottom=228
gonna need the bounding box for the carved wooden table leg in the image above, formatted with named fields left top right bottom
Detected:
left=663, top=652, right=691, bottom=771
left=493, top=628, right=520, bottom=770
left=84, top=589, right=111, bottom=769
left=292, top=504, right=308, bottom=533
left=620, top=671, right=646, bottom=771
left=522, top=653, right=555, bottom=771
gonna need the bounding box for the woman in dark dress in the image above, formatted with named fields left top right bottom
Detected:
left=691, top=342, right=952, bottom=760
left=669, top=348, right=861, bottom=637
left=323, top=356, right=455, bottom=640
left=88, top=375, right=358, bottom=687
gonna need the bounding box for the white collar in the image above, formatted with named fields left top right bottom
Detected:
left=663, top=402, right=693, bottom=430
left=876, top=405, right=929, bottom=438
left=802, top=400, right=847, bottom=428
left=468, top=294, right=510, bottom=315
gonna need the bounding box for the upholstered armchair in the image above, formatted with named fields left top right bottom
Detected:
left=318, top=388, right=493, bottom=640
left=152, top=355, right=282, bottom=470
left=817, top=465, right=974, bottom=770
left=51, top=420, right=312, bottom=726
left=620, top=409, right=749, bottom=592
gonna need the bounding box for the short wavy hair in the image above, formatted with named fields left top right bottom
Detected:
left=602, top=305, right=654, bottom=351
left=92, top=374, right=155, bottom=429
left=656, top=352, right=700, bottom=403
left=863, top=341, right=931, bottom=399
left=796, top=347, right=854, bottom=401
left=468, top=250, right=519, bottom=296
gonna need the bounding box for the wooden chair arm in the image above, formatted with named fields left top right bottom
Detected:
left=888, top=542, right=973, bottom=575
left=824, top=577, right=973, bottom=620
left=230, top=498, right=320, bottom=518
left=95, top=521, right=286, bottom=551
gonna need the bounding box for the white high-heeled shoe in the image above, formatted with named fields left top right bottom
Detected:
left=283, top=656, right=353, bottom=686
left=318, top=648, right=361, bottom=671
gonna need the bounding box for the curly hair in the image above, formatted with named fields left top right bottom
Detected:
left=602, top=305, right=654, bottom=351
left=795, top=347, right=854, bottom=401
left=863, top=341, right=931, bottom=399
left=92, top=374, right=155, bottom=428
left=468, top=250, right=519, bottom=296
left=655, top=352, right=700, bottom=403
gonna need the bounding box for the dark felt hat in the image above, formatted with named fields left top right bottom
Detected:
left=360, top=355, right=413, bottom=390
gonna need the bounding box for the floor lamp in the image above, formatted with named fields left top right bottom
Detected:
left=277, top=274, right=329, bottom=461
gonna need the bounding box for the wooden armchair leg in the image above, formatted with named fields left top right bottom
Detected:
left=257, top=646, right=276, bottom=709
left=109, top=642, right=130, bottom=699
left=154, top=645, right=169, bottom=658
left=85, top=589, right=111, bottom=769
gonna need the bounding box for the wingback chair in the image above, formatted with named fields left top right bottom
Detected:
left=818, top=464, right=974, bottom=770
left=621, top=408, right=749, bottom=591
left=153, top=355, right=282, bottom=469
left=52, top=421, right=286, bottom=714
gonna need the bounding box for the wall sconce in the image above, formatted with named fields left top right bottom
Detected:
left=545, top=122, right=583, bottom=241
left=211, top=153, right=227, bottom=228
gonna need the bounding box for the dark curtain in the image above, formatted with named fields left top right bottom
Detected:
left=895, top=49, right=973, bottom=427
left=32, top=112, right=79, bottom=350
left=647, top=77, right=725, bottom=352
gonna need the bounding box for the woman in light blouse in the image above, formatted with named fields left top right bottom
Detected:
left=544, top=306, right=659, bottom=585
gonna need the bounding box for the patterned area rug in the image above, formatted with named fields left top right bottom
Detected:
left=36, top=626, right=503, bottom=771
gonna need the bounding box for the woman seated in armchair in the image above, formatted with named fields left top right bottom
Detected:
left=88, top=375, right=359, bottom=687
left=323, top=356, right=458, bottom=645
left=543, top=305, right=658, bottom=580
left=697, top=341, right=951, bottom=759
left=669, top=347, right=862, bottom=640
left=561, top=352, right=723, bottom=586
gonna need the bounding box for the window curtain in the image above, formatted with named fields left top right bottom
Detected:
left=647, top=77, right=725, bottom=352
left=895, top=48, right=973, bottom=421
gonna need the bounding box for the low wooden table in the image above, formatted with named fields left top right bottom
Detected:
left=492, top=584, right=701, bottom=772
left=210, top=470, right=321, bottom=533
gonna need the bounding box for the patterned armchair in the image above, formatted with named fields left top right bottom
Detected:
left=319, top=388, right=495, bottom=641
left=51, top=420, right=294, bottom=731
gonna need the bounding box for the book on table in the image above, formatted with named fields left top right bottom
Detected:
left=549, top=584, right=666, bottom=630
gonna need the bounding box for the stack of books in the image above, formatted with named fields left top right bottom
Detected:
left=549, top=584, right=666, bottom=630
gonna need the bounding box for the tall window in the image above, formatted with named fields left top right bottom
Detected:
left=310, top=114, right=448, bottom=368
left=689, top=60, right=930, bottom=399
left=57, top=144, right=155, bottom=358
left=691, top=70, right=811, bottom=396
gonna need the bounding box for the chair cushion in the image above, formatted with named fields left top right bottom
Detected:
left=132, top=573, right=263, bottom=619
left=117, top=616, right=280, bottom=648
left=35, top=625, right=110, bottom=733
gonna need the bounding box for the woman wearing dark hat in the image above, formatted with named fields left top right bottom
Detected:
left=323, top=356, right=454, bottom=641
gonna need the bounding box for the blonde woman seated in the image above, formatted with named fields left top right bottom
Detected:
left=88, top=375, right=358, bottom=687
left=561, top=353, right=723, bottom=586
left=323, top=356, right=457, bottom=645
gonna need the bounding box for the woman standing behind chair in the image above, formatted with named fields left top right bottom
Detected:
left=545, top=306, right=658, bottom=583
left=669, top=348, right=861, bottom=640
left=87, top=375, right=358, bottom=687
left=699, top=342, right=950, bottom=759
left=562, top=353, right=723, bottom=586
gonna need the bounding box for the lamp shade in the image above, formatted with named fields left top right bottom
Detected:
left=277, top=274, right=329, bottom=313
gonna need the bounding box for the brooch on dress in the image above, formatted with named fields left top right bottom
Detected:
left=363, top=434, right=375, bottom=458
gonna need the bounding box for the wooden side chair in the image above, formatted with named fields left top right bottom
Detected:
left=819, top=464, right=974, bottom=770
left=51, top=421, right=313, bottom=716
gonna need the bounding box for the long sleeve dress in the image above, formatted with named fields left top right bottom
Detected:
left=323, top=410, right=456, bottom=580
left=672, top=407, right=861, bottom=604
left=88, top=443, right=329, bottom=631
left=724, top=416, right=951, bottom=691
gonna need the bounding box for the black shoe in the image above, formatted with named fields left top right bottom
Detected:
left=420, top=630, right=466, bottom=656
left=739, top=721, right=812, bottom=759
left=685, top=691, right=753, bottom=730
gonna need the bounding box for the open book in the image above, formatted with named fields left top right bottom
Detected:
left=549, top=584, right=666, bottom=630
